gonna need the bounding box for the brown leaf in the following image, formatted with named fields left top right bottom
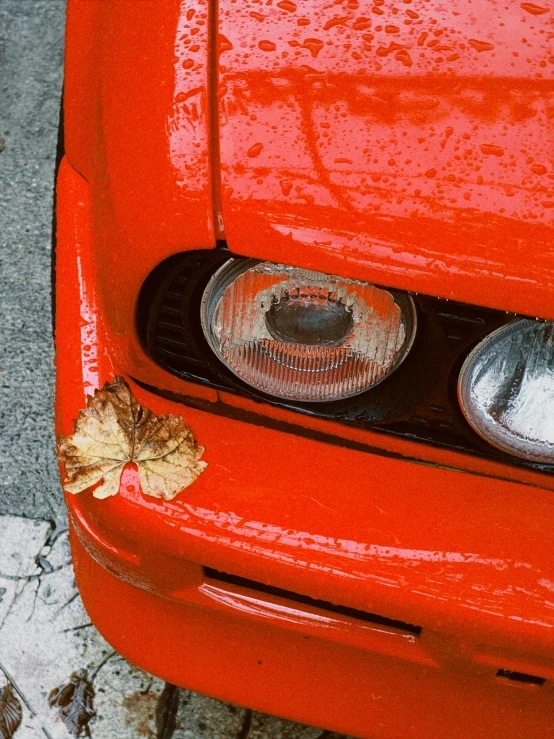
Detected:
left=57, top=376, right=207, bottom=500
left=48, top=670, right=95, bottom=738
left=0, top=681, right=23, bottom=739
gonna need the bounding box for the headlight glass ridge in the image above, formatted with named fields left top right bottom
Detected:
left=200, top=259, right=416, bottom=402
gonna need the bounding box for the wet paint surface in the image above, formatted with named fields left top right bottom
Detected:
left=168, top=0, right=214, bottom=214
left=217, top=0, right=554, bottom=316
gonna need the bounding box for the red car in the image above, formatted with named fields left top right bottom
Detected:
left=55, top=1, right=554, bottom=737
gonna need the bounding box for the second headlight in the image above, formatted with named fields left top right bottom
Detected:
left=459, top=319, right=554, bottom=464
left=200, top=259, right=416, bottom=402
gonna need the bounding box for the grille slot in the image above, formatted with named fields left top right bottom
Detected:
left=203, top=567, right=422, bottom=636
left=496, top=670, right=546, bottom=686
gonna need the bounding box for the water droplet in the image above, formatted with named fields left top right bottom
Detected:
left=277, top=0, right=297, bottom=11
left=469, top=39, right=495, bottom=52
left=480, top=143, right=505, bottom=157
left=280, top=179, right=293, bottom=196
left=302, top=38, right=325, bottom=58
left=521, top=2, right=549, bottom=15
left=219, top=34, right=234, bottom=53
left=395, top=49, right=413, bottom=67
left=376, top=41, right=406, bottom=57
left=258, top=40, right=276, bottom=51
left=323, top=16, right=349, bottom=31
left=247, top=143, right=264, bottom=157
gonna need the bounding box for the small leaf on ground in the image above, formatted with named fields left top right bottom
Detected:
left=48, top=670, right=95, bottom=738
left=57, top=376, right=207, bottom=500
left=0, top=681, right=23, bottom=739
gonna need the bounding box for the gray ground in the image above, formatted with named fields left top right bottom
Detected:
left=0, top=0, right=64, bottom=522
left=0, top=3, right=350, bottom=737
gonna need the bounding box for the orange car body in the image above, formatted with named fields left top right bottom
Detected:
left=55, top=1, right=554, bottom=737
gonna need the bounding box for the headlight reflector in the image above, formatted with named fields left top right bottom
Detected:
left=200, top=259, right=416, bottom=402
left=459, top=319, right=554, bottom=464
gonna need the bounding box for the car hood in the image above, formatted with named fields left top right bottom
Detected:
left=217, top=0, right=554, bottom=317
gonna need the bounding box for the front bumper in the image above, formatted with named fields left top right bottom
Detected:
left=56, top=158, right=554, bottom=738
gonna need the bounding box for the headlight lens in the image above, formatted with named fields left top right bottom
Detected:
left=200, top=259, right=416, bottom=402
left=459, top=319, right=554, bottom=464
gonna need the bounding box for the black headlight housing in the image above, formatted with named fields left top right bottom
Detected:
left=138, top=247, right=552, bottom=474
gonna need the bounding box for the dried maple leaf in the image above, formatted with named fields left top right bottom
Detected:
left=57, top=376, right=207, bottom=500
left=0, top=682, right=22, bottom=739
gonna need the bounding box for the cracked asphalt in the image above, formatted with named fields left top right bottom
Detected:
left=0, top=3, right=352, bottom=737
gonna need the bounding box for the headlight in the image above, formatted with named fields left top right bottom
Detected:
left=200, top=259, right=416, bottom=402
left=458, top=319, right=554, bottom=464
